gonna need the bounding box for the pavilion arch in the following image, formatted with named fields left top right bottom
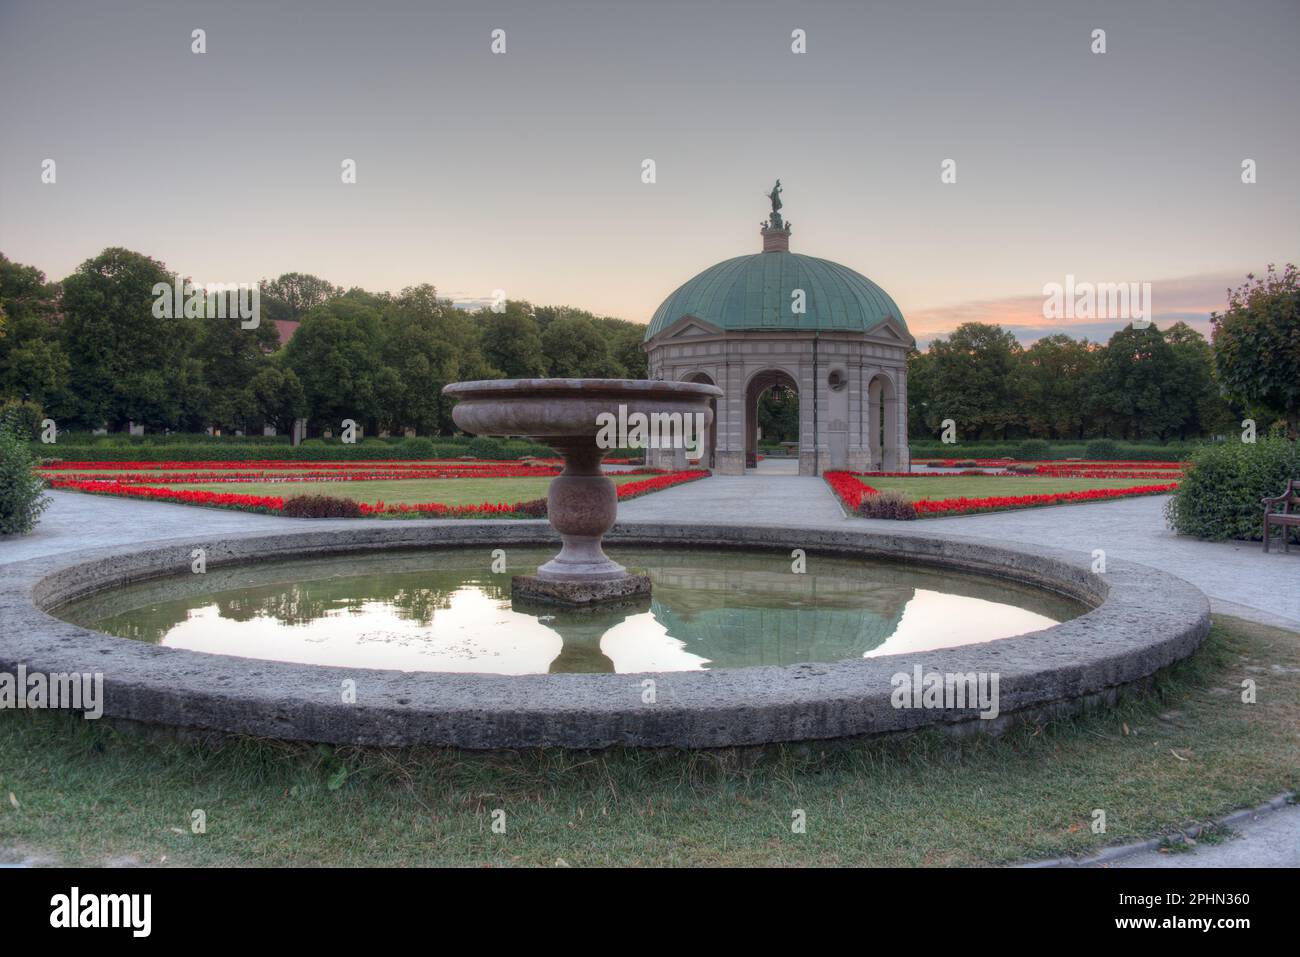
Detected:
left=744, top=367, right=799, bottom=468
left=866, top=370, right=902, bottom=471
left=679, top=371, right=718, bottom=469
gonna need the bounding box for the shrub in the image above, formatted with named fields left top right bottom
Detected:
left=0, top=413, right=50, bottom=535
left=402, top=437, right=435, bottom=459
left=1013, top=439, right=1053, bottom=461
left=954, top=459, right=978, bottom=468
left=467, top=436, right=513, bottom=460
left=1165, top=438, right=1300, bottom=541
left=856, top=490, right=917, bottom=520
left=1007, top=463, right=1038, bottom=474
left=281, top=494, right=363, bottom=518
left=1085, top=438, right=1121, bottom=460
left=0, top=400, right=44, bottom=440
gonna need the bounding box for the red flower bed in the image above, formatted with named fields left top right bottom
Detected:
left=614, top=469, right=710, bottom=500
left=824, top=471, right=878, bottom=510
left=914, top=458, right=1186, bottom=471
left=1028, top=468, right=1184, bottom=479
left=858, top=467, right=1184, bottom=480
left=47, top=469, right=709, bottom=518
left=911, top=483, right=1178, bottom=515
left=45, top=479, right=285, bottom=514
left=823, top=470, right=1178, bottom=518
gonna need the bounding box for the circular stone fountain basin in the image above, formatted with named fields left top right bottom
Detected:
left=0, top=521, right=1210, bottom=749
left=52, top=546, right=1086, bottom=675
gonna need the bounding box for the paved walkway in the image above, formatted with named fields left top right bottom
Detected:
left=0, top=491, right=328, bottom=566
left=620, top=472, right=846, bottom=524
left=1105, top=802, right=1300, bottom=868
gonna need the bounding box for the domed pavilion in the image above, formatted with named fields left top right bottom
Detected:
left=643, top=182, right=913, bottom=475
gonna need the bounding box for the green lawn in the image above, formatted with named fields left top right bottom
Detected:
left=1, top=617, right=1294, bottom=867
left=864, top=475, right=1174, bottom=502
left=170, top=474, right=649, bottom=506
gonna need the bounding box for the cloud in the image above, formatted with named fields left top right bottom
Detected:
left=907, top=271, right=1242, bottom=348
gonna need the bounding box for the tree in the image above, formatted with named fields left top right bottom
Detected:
left=250, top=363, right=307, bottom=434
left=190, top=287, right=281, bottom=432
left=603, top=319, right=649, bottom=378
left=58, top=248, right=200, bottom=430
left=541, top=316, right=621, bottom=377
left=0, top=253, right=69, bottom=410
left=260, top=273, right=342, bottom=323
left=1163, top=321, right=1232, bottom=440
left=905, top=350, right=936, bottom=438
left=282, top=293, right=390, bottom=431
left=922, top=323, right=1023, bottom=439
left=757, top=386, right=799, bottom=443
left=1210, top=264, right=1300, bottom=438
left=1095, top=325, right=1182, bottom=440
left=477, top=301, right=547, bottom=378
left=381, top=284, right=493, bottom=434
left=1018, top=335, right=1100, bottom=439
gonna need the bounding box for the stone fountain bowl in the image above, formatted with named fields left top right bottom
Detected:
left=441, top=378, right=722, bottom=604
left=442, top=378, right=721, bottom=442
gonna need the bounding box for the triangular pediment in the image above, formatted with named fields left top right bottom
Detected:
left=866, top=316, right=915, bottom=348
left=652, top=314, right=724, bottom=342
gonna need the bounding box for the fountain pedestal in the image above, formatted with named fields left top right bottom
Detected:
left=512, top=436, right=651, bottom=602
left=442, top=378, right=721, bottom=605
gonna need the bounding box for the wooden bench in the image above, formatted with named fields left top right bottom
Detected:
left=1261, top=478, right=1300, bottom=553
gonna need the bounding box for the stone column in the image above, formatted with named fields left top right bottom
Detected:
left=847, top=355, right=870, bottom=471
left=714, top=355, right=746, bottom=474
left=797, top=357, right=817, bottom=476
left=895, top=369, right=911, bottom=471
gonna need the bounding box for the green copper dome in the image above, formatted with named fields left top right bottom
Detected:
left=645, top=251, right=907, bottom=341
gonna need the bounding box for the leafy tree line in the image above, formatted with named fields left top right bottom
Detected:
left=908, top=314, right=1278, bottom=443
left=0, top=248, right=648, bottom=437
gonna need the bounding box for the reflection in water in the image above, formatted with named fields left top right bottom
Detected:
left=55, top=548, right=1084, bottom=674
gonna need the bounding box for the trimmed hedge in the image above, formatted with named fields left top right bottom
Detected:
left=1165, top=438, right=1300, bottom=541
left=33, top=438, right=562, bottom=463
left=1084, top=438, right=1122, bottom=459
left=30, top=433, right=649, bottom=464
left=1012, top=439, right=1053, bottom=461
left=911, top=440, right=1202, bottom=462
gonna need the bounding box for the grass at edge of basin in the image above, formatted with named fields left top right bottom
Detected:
left=0, top=616, right=1296, bottom=867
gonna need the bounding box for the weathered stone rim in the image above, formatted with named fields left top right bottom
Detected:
left=442, top=378, right=723, bottom=401
left=0, top=521, right=1210, bottom=749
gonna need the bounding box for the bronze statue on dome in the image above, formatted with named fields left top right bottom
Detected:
left=763, top=180, right=789, bottom=232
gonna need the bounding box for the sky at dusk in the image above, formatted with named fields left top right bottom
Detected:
left=2, top=0, right=1297, bottom=346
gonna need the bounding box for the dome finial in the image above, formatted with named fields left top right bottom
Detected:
left=760, top=179, right=791, bottom=252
